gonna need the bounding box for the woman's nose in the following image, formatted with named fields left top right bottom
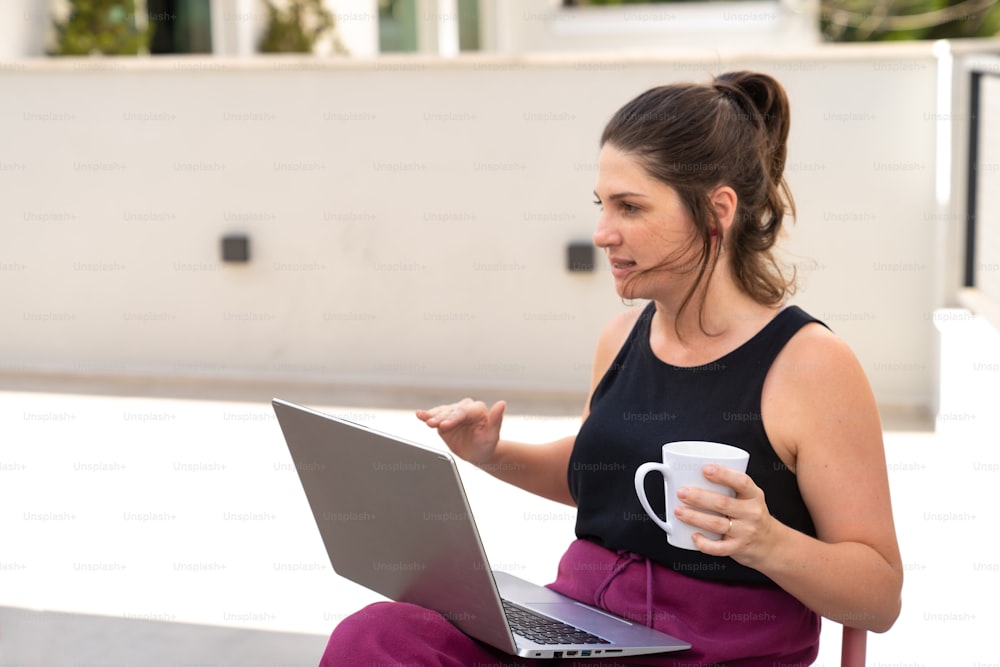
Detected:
left=592, top=213, right=620, bottom=249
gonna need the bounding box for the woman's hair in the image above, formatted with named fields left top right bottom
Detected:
left=600, top=70, right=796, bottom=330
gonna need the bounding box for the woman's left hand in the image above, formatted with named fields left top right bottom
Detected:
left=674, top=464, right=779, bottom=568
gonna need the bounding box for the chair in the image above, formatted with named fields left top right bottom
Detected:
left=840, top=625, right=867, bottom=667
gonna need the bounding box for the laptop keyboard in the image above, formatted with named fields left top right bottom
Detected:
left=502, top=600, right=611, bottom=646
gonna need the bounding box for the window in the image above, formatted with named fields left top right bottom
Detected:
left=148, top=0, right=213, bottom=54
left=378, top=0, right=480, bottom=53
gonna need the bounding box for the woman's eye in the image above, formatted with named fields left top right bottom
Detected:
left=593, top=198, right=638, bottom=215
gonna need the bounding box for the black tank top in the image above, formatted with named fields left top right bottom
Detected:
left=569, top=302, right=822, bottom=586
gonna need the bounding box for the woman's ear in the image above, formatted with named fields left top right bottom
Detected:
left=709, top=185, right=738, bottom=235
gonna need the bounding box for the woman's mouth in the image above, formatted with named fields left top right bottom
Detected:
left=609, top=258, right=637, bottom=277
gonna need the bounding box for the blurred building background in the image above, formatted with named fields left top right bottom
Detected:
left=2, top=0, right=1000, bottom=420
left=4, top=0, right=825, bottom=59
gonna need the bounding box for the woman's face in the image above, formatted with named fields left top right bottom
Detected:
left=592, top=143, right=704, bottom=301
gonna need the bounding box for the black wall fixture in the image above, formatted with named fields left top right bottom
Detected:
left=567, top=241, right=595, bottom=273
left=221, top=234, right=250, bottom=263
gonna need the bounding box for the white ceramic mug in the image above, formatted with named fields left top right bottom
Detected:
left=633, top=440, right=750, bottom=550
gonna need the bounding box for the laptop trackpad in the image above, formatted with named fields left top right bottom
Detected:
left=492, top=570, right=570, bottom=602
left=493, top=570, right=633, bottom=622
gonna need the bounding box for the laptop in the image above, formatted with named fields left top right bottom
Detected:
left=272, top=398, right=691, bottom=660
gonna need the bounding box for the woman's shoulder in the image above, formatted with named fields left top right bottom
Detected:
left=764, top=307, right=880, bottom=467
left=779, top=308, right=854, bottom=364
left=768, top=310, right=873, bottom=408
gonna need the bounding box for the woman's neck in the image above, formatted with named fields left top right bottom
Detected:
left=647, top=263, right=780, bottom=363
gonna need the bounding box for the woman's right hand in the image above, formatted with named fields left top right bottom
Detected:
left=415, top=398, right=506, bottom=466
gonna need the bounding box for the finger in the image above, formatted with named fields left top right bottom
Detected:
left=488, top=400, right=506, bottom=426
left=444, top=398, right=486, bottom=423
left=433, top=409, right=467, bottom=429
left=417, top=401, right=460, bottom=415
left=703, top=464, right=756, bottom=498
left=673, top=502, right=726, bottom=532
left=417, top=405, right=462, bottom=428
left=417, top=399, right=495, bottom=429
left=674, top=507, right=738, bottom=557
left=676, top=485, right=737, bottom=517
left=690, top=530, right=733, bottom=557
left=416, top=405, right=450, bottom=426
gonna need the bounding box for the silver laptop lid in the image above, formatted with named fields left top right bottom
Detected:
left=272, top=398, right=518, bottom=654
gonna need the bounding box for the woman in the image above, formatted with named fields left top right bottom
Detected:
left=321, top=71, right=902, bottom=666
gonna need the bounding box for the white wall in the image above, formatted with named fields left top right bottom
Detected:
left=1, top=43, right=990, bottom=412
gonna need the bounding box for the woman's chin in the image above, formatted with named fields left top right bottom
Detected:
left=612, top=271, right=645, bottom=299
left=615, top=282, right=642, bottom=301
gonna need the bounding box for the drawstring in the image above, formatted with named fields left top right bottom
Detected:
left=645, top=557, right=654, bottom=628
left=592, top=550, right=655, bottom=629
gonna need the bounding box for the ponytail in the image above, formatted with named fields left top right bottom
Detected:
left=712, top=71, right=796, bottom=303
left=713, top=71, right=791, bottom=189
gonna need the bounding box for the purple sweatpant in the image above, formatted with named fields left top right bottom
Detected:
left=320, top=539, right=820, bottom=666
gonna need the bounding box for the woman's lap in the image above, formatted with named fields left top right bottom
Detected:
left=320, top=601, right=682, bottom=667
left=319, top=539, right=820, bottom=667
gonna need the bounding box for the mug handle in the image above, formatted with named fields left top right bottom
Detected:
left=634, top=462, right=673, bottom=536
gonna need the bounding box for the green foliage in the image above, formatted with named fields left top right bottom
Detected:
left=51, top=0, right=152, bottom=55
left=259, top=0, right=346, bottom=54
left=821, top=0, right=1000, bottom=42
left=569, top=0, right=1000, bottom=41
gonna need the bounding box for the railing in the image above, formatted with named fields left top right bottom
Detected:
left=963, top=55, right=1000, bottom=333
